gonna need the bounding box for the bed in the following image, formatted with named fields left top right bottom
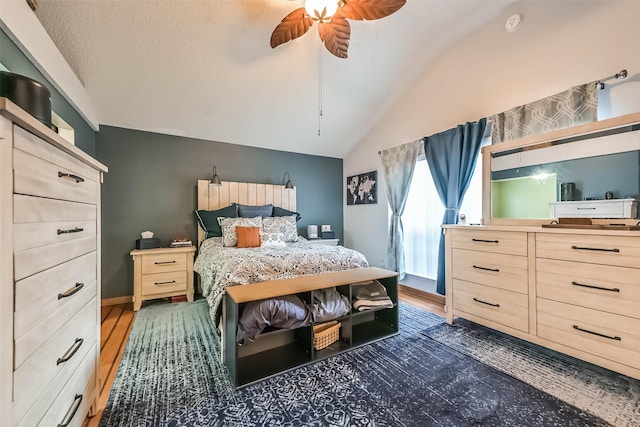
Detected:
left=193, top=180, right=369, bottom=326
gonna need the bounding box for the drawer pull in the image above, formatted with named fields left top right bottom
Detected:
left=155, top=280, right=176, bottom=286
left=472, top=238, right=499, bottom=243
left=576, top=207, right=597, bottom=210
left=571, top=281, right=620, bottom=293
left=572, top=325, right=621, bottom=341
left=56, top=338, right=84, bottom=365
left=473, top=297, right=500, bottom=308
left=57, top=394, right=83, bottom=427
left=58, top=171, right=85, bottom=183
left=57, top=227, right=84, bottom=235
left=155, top=260, right=176, bottom=265
left=571, top=245, right=620, bottom=253
left=58, top=282, right=85, bottom=299
left=473, top=265, right=500, bottom=273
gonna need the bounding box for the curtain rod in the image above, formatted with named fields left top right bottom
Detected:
left=597, top=69, right=627, bottom=90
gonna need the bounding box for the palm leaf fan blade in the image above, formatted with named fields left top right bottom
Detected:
left=271, top=7, right=314, bottom=48
left=337, top=0, right=406, bottom=21
left=318, top=16, right=350, bottom=58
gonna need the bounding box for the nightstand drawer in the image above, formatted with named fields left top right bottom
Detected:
left=450, top=229, right=527, bottom=256
left=452, top=279, right=529, bottom=332
left=452, top=248, right=527, bottom=294
left=142, top=252, right=187, bottom=274
left=142, top=271, right=187, bottom=295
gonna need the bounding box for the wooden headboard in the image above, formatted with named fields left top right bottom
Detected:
left=197, top=180, right=297, bottom=246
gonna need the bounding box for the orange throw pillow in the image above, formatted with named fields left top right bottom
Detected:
left=236, top=226, right=261, bottom=248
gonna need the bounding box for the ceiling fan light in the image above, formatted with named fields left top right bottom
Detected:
left=304, top=0, right=339, bottom=22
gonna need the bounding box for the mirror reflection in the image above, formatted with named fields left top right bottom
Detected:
left=490, top=131, right=640, bottom=219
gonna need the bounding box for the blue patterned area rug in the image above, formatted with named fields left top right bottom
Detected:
left=422, top=319, right=640, bottom=427
left=100, top=301, right=607, bottom=426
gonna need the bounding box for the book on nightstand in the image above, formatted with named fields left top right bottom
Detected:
left=170, top=237, right=193, bottom=248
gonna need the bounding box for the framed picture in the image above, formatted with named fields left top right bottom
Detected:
left=346, top=171, right=377, bottom=205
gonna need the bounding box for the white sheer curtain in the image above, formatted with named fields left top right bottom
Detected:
left=404, top=142, right=486, bottom=280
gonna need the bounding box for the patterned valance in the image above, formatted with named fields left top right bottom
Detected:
left=491, top=82, right=598, bottom=144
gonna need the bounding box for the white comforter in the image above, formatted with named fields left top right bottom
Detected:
left=193, top=236, right=369, bottom=322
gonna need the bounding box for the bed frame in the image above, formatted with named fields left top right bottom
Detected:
left=197, top=179, right=296, bottom=247
left=195, top=179, right=398, bottom=387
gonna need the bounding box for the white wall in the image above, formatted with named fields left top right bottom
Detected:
left=0, top=0, right=98, bottom=129
left=344, top=0, right=640, bottom=268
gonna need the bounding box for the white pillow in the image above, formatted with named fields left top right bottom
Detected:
left=262, top=215, right=298, bottom=242
left=218, top=216, right=262, bottom=247
left=260, top=232, right=287, bottom=247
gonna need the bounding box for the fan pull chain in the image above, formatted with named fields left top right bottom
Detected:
left=318, top=38, right=323, bottom=136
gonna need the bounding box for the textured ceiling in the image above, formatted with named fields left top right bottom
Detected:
left=35, top=0, right=514, bottom=158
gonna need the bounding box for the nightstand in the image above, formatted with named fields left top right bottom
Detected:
left=130, top=246, right=196, bottom=311
left=306, top=238, right=339, bottom=246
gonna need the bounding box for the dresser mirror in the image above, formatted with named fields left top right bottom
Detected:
left=482, top=114, right=640, bottom=224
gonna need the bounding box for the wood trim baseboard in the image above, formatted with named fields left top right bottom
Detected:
left=398, top=284, right=445, bottom=305
left=101, top=296, right=133, bottom=306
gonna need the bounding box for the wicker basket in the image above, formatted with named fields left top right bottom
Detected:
left=313, top=320, right=341, bottom=350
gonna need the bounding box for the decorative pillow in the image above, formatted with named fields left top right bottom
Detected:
left=238, top=204, right=273, bottom=218
left=260, top=232, right=287, bottom=247
left=236, top=226, right=261, bottom=248
left=195, top=204, right=237, bottom=238
left=219, top=216, right=262, bottom=247
left=272, top=206, right=302, bottom=222
left=262, top=215, right=298, bottom=242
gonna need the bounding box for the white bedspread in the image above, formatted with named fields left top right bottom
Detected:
left=194, top=237, right=369, bottom=323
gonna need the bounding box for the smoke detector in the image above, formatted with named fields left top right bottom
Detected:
left=505, top=13, right=523, bottom=32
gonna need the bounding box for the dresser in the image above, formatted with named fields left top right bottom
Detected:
left=444, top=225, right=640, bottom=381
left=0, top=98, right=108, bottom=426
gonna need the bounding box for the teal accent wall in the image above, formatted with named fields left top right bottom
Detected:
left=96, top=126, right=344, bottom=299
left=0, top=29, right=96, bottom=156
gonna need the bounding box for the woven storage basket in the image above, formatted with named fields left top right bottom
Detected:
left=313, top=320, right=341, bottom=350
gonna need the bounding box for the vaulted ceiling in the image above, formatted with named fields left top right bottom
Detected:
left=35, top=0, right=515, bottom=158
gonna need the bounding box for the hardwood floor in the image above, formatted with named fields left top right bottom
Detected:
left=86, top=289, right=443, bottom=425
left=398, top=284, right=445, bottom=317
left=84, top=303, right=136, bottom=427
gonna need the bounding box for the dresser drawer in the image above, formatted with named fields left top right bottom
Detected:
left=537, top=258, right=640, bottom=319
left=13, top=299, right=97, bottom=423
left=16, top=347, right=97, bottom=427
left=14, top=252, right=97, bottom=361
left=536, top=233, right=640, bottom=268
left=14, top=194, right=96, bottom=224
left=142, top=271, right=188, bottom=295
left=13, top=125, right=97, bottom=183
left=450, top=229, right=528, bottom=256
left=452, top=248, right=528, bottom=294
left=537, top=298, right=640, bottom=369
left=142, top=252, right=187, bottom=274
left=14, top=236, right=96, bottom=281
left=452, top=279, right=529, bottom=332
left=13, top=125, right=99, bottom=205
left=13, top=149, right=98, bottom=205
left=14, top=220, right=96, bottom=252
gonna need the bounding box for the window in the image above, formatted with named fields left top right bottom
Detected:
left=403, top=140, right=487, bottom=281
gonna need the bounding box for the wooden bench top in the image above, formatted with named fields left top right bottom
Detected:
left=226, top=267, right=398, bottom=303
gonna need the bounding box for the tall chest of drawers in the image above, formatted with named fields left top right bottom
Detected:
left=0, top=98, right=108, bottom=426
left=445, top=225, right=640, bottom=381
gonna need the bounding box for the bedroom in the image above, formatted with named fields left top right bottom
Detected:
left=1, top=0, right=639, bottom=426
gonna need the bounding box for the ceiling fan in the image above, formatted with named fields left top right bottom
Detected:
left=270, top=0, right=406, bottom=59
